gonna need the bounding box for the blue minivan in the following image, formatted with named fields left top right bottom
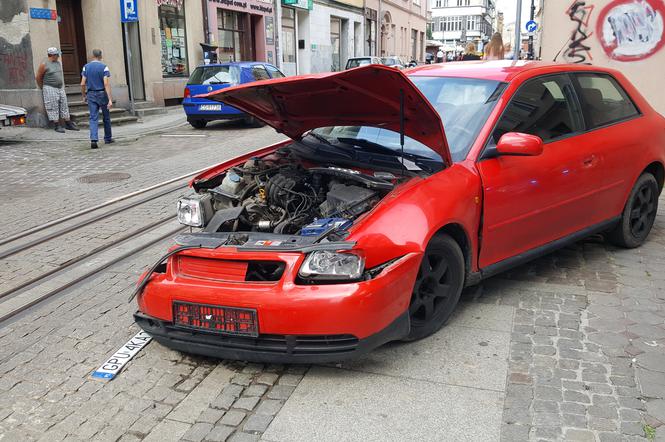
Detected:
left=183, top=62, right=285, bottom=129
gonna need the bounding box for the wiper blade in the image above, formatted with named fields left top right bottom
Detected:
left=306, top=132, right=334, bottom=146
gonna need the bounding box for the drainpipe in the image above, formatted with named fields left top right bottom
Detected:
left=377, top=0, right=382, bottom=56
left=202, top=0, right=210, bottom=44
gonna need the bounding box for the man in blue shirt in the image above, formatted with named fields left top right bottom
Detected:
left=80, top=49, right=113, bottom=149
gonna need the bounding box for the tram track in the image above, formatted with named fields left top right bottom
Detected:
left=0, top=168, right=209, bottom=323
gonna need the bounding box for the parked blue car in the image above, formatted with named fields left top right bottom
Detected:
left=183, top=62, right=285, bottom=129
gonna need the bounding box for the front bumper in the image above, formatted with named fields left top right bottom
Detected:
left=135, top=310, right=409, bottom=363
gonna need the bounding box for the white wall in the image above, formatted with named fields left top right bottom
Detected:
left=308, top=3, right=363, bottom=72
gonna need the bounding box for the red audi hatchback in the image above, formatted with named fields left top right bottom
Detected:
left=134, top=61, right=665, bottom=362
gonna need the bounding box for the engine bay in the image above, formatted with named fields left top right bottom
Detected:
left=184, top=148, right=402, bottom=238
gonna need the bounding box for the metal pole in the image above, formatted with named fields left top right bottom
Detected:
left=377, top=0, right=382, bottom=56
left=513, top=0, right=522, bottom=60
left=527, top=0, right=535, bottom=59
left=123, top=22, right=135, bottom=115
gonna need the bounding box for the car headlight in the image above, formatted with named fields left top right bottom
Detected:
left=299, top=250, right=364, bottom=281
left=176, top=194, right=212, bottom=227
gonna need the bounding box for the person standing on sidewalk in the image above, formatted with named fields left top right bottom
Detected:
left=80, top=49, right=113, bottom=149
left=35, top=47, right=79, bottom=133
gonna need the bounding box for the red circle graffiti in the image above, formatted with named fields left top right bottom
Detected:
left=596, top=0, right=665, bottom=61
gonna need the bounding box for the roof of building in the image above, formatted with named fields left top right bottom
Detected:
left=407, top=60, right=615, bottom=82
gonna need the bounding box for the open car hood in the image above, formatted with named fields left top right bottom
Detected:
left=200, top=65, right=451, bottom=165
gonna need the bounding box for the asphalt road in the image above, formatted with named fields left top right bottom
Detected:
left=0, top=114, right=663, bottom=442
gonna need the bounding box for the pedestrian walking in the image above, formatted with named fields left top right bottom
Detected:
left=436, top=49, right=444, bottom=63
left=461, top=42, right=481, bottom=61
left=35, top=47, right=79, bottom=133
left=80, top=49, right=113, bottom=149
left=483, top=33, right=505, bottom=60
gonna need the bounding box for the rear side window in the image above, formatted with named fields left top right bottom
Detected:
left=346, top=58, right=371, bottom=69
left=573, top=74, right=639, bottom=129
left=187, top=66, right=239, bottom=86
left=265, top=65, right=285, bottom=78
left=251, top=66, right=270, bottom=81
left=492, top=75, right=579, bottom=144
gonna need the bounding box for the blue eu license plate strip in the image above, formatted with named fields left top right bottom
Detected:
left=90, top=330, right=152, bottom=381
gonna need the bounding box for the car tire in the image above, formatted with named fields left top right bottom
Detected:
left=188, top=119, right=207, bottom=129
left=243, top=116, right=264, bottom=127
left=403, top=234, right=465, bottom=341
left=607, top=173, right=659, bottom=248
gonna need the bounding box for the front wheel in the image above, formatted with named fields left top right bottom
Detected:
left=607, top=173, right=659, bottom=248
left=403, top=234, right=465, bottom=341
left=188, top=119, right=207, bottom=129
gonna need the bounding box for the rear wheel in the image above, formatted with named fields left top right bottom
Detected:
left=607, top=173, right=659, bottom=248
left=243, top=116, right=264, bottom=127
left=403, top=234, right=465, bottom=341
left=188, top=119, right=207, bottom=129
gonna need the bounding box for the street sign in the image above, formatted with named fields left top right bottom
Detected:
left=525, top=20, right=538, bottom=33
left=120, top=0, right=138, bottom=23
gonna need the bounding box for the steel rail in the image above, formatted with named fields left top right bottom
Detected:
left=0, top=166, right=209, bottom=248
left=0, top=222, right=185, bottom=323
left=0, top=215, right=178, bottom=302
left=0, top=184, right=185, bottom=260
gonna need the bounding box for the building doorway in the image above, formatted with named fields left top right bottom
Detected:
left=55, top=0, right=87, bottom=84
left=122, top=22, right=146, bottom=101
left=330, top=17, right=341, bottom=71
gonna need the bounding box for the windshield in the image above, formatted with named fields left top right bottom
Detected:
left=188, top=66, right=240, bottom=85
left=382, top=57, right=399, bottom=66
left=346, top=58, right=372, bottom=69
left=310, top=77, right=505, bottom=163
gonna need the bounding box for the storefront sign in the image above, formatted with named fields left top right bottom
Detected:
left=157, top=0, right=184, bottom=7
left=210, top=0, right=273, bottom=14
left=283, top=0, right=313, bottom=11
left=265, top=16, right=274, bottom=45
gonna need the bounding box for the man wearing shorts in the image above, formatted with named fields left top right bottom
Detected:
left=35, top=47, right=79, bottom=133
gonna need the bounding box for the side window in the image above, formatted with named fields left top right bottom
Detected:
left=492, top=75, right=578, bottom=144
left=265, top=65, right=285, bottom=78
left=573, top=73, right=639, bottom=129
left=251, top=66, right=270, bottom=81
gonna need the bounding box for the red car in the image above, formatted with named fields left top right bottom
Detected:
left=134, top=62, right=665, bottom=362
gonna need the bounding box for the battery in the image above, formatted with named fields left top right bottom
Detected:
left=300, top=218, right=352, bottom=236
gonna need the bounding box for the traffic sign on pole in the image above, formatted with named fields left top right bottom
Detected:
left=525, top=20, right=538, bottom=33
left=120, top=0, right=138, bottom=23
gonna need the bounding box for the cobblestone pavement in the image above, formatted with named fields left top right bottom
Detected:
left=0, top=121, right=664, bottom=441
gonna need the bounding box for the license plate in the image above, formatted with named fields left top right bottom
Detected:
left=173, top=301, right=258, bottom=337
left=198, top=104, right=221, bottom=111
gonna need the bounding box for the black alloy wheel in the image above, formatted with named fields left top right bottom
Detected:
left=404, top=234, right=465, bottom=341
left=607, top=173, right=659, bottom=248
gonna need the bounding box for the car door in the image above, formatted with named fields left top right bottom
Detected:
left=477, top=73, right=601, bottom=268
left=569, top=72, right=643, bottom=220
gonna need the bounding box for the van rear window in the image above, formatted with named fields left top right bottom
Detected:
left=188, top=66, right=239, bottom=86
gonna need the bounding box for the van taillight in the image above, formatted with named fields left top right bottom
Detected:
left=184, top=87, right=191, bottom=98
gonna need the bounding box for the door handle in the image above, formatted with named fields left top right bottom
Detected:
left=583, top=155, right=596, bottom=166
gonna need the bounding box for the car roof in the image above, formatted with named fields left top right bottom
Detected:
left=195, top=62, right=274, bottom=68
left=407, top=60, right=621, bottom=82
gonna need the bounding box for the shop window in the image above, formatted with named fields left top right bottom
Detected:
left=159, top=4, right=189, bottom=78
left=282, top=8, right=296, bottom=64
left=218, top=10, right=246, bottom=62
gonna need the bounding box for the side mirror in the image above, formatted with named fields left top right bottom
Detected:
left=495, top=132, right=544, bottom=157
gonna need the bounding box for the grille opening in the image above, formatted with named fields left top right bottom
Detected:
left=245, top=261, right=285, bottom=282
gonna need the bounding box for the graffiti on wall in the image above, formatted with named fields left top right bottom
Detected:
left=0, top=0, right=35, bottom=89
left=563, top=0, right=596, bottom=63
left=597, top=0, right=665, bottom=61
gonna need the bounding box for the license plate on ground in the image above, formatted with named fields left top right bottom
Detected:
left=198, top=104, right=221, bottom=111
left=174, top=301, right=258, bottom=337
